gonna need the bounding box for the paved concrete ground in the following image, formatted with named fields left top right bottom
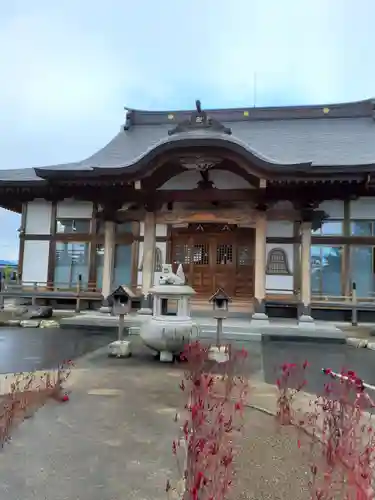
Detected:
left=0, top=340, right=345, bottom=500
left=0, top=327, right=114, bottom=373
left=2, top=325, right=375, bottom=392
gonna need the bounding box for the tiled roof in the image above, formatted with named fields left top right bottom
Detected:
left=1, top=99, right=375, bottom=183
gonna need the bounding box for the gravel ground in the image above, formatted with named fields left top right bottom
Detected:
left=233, top=412, right=311, bottom=500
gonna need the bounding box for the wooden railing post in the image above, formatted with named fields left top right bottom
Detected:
left=75, top=275, right=82, bottom=313
left=351, top=281, right=358, bottom=327
left=31, top=283, right=37, bottom=307
left=0, top=276, right=4, bottom=309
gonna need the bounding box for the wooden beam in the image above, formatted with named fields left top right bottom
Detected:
left=312, top=235, right=375, bottom=245
left=156, top=189, right=257, bottom=202
left=1, top=178, right=375, bottom=214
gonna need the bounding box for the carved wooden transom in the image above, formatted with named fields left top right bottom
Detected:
left=179, top=155, right=221, bottom=171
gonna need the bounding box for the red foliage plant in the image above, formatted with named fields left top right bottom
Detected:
left=276, top=362, right=375, bottom=500
left=0, top=359, right=74, bottom=448
left=167, top=341, right=249, bottom=500
left=276, top=361, right=308, bottom=425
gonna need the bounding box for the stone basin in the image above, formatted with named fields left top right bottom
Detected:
left=139, top=273, right=198, bottom=358
left=140, top=315, right=199, bottom=354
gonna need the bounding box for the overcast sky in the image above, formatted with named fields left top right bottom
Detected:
left=0, top=0, right=374, bottom=261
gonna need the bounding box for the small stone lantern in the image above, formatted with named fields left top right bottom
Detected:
left=107, top=285, right=133, bottom=358
left=209, top=288, right=231, bottom=316
left=208, top=288, right=232, bottom=362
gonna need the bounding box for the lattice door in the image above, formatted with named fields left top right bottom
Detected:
left=216, top=243, right=234, bottom=265
left=190, top=240, right=212, bottom=294
left=235, top=243, right=254, bottom=298
left=172, top=243, right=191, bottom=267
left=192, top=243, right=209, bottom=265
left=213, top=239, right=236, bottom=296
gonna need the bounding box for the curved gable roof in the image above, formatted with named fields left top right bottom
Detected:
left=1, top=98, right=375, bottom=183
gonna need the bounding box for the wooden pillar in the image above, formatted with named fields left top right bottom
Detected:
left=293, top=221, right=301, bottom=296
left=17, top=202, right=27, bottom=281
left=300, top=221, right=312, bottom=318
left=138, top=211, right=156, bottom=313
left=130, top=222, right=140, bottom=288
left=343, top=199, right=351, bottom=298
left=252, top=212, right=268, bottom=321
left=47, top=202, right=57, bottom=289
left=101, top=221, right=115, bottom=300
left=88, top=204, right=98, bottom=291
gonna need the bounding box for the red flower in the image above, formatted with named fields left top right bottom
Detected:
left=235, top=401, right=242, bottom=411
left=191, top=404, right=199, bottom=420
left=221, top=454, right=233, bottom=467
left=355, top=377, right=365, bottom=392
left=194, top=471, right=204, bottom=489
left=240, top=347, right=248, bottom=358
left=61, top=393, right=69, bottom=402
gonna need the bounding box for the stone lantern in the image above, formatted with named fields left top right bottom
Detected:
left=107, top=285, right=132, bottom=358
left=208, top=288, right=232, bottom=362
left=139, top=264, right=199, bottom=362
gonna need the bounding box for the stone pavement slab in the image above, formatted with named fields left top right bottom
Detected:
left=60, top=312, right=346, bottom=344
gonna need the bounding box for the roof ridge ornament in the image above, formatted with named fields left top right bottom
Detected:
left=124, top=107, right=134, bottom=131
left=168, top=99, right=232, bottom=136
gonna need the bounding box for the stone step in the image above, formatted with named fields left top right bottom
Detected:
left=191, top=298, right=253, bottom=307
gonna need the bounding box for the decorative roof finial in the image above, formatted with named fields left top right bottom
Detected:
left=168, top=99, right=231, bottom=136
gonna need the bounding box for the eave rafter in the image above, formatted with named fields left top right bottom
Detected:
left=1, top=178, right=374, bottom=215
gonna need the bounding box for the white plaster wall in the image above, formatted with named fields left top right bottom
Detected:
left=350, top=197, right=375, bottom=219
left=139, top=223, right=167, bottom=237
left=25, top=200, right=52, bottom=235
left=318, top=200, right=344, bottom=218
left=266, top=220, right=294, bottom=238
left=22, top=240, right=49, bottom=284
left=265, top=243, right=294, bottom=294
left=137, top=241, right=168, bottom=286
left=158, top=170, right=253, bottom=190
left=57, top=200, right=93, bottom=218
